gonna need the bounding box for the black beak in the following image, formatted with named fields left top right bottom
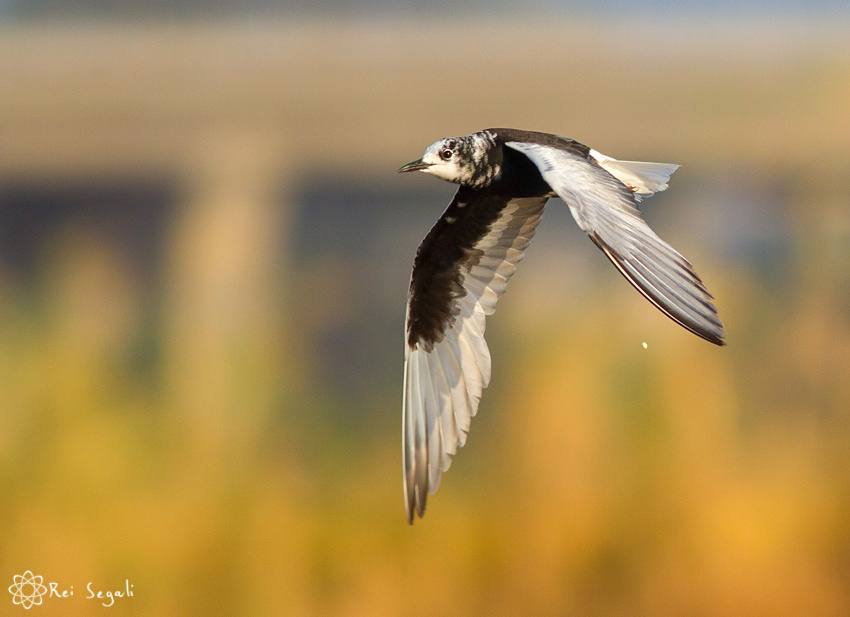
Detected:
left=398, top=159, right=433, bottom=173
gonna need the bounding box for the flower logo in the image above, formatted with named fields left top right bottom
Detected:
left=8, top=571, right=48, bottom=610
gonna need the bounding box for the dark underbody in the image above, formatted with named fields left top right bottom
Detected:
left=405, top=136, right=571, bottom=350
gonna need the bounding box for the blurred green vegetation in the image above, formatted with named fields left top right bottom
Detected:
left=1, top=19, right=850, bottom=617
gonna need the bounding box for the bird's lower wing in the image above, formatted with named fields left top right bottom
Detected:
left=505, top=141, right=724, bottom=345
left=404, top=189, right=547, bottom=522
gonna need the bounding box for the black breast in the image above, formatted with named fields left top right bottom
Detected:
left=491, top=144, right=554, bottom=198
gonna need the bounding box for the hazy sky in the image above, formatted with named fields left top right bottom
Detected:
left=1, top=0, right=847, bottom=19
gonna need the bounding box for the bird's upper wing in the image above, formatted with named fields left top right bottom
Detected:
left=404, top=186, right=547, bottom=523
left=505, top=139, right=725, bottom=346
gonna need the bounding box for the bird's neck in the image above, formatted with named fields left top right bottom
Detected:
left=455, top=133, right=498, bottom=188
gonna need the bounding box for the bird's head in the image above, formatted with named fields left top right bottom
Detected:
left=399, top=137, right=465, bottom=181
left=399, top=134, right=500, bottom=187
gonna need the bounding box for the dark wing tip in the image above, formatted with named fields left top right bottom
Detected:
left=692, top=324, right=726, bottom=346
left=403, top=404, right=429, bottom=525
left=702, top=323, right=726, bottom=346
left=405, top=491, right=415, bottom=525
left=404, top=479, right=427, bottom=525
left=590, top=233, right=727, bottom=347
left=404, top=477, right=414, bottom=524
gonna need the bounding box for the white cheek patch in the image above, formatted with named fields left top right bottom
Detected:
left=425, top=161, right=469, bottom=184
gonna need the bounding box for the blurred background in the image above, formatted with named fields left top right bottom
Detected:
left=1, top=2, right=850, bottom=615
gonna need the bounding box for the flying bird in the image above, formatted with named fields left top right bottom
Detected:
left=398, top=128, right=724, bottom=523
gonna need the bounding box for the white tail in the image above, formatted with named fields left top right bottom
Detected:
left=589, top=149, right=679, bottom=201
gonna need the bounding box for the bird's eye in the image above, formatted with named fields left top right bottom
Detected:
left=440, top=149, right=453, bottom=161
